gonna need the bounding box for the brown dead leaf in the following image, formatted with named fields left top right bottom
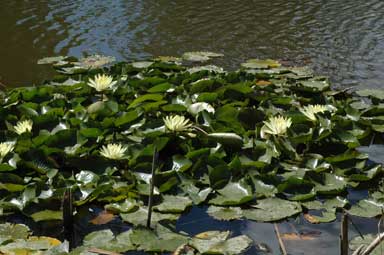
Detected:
left=281, top=232, right=317, bottom=241
left=303, top=213, right=320, bottom=224
left=90, top=210, right=116, bottom=225
left=255, top=80, right=272, bottom=86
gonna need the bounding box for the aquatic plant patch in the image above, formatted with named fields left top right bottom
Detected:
left=0, top=53, right=384, bottom=253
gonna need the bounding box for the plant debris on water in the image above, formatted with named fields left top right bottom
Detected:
left=0, top=52, right=383, bottom=254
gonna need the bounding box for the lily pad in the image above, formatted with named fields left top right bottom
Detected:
left=182, top=51, right=224, bottom=62
left=30, top=210, right=62, bottom=222
left=241, top=59, right=281, bottom=69
left=356, top=89, right=384, bottom=101
left=190, top=231, right=252, bottom=255
left=243, top=197, right=301, bottom=222
left=207, top=206, right=243, bottom=220
left=153, top=195, right=192, bottom=213
left=130, top=225, right=188, bottom=252
left=209, top=179, right=254, bottom=206
left=120, top=207, right=180, bottom=226
left=348, top=199, right=384, bottom=218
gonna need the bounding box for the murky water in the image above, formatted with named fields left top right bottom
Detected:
left=1, top=2, right=383, bottom=253
left=1, top=0, right=384, bottom=88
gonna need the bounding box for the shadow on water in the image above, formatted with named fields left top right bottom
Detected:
left=1, top=0, right=384, bottom=88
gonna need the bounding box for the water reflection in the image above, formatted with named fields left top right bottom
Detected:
left=1, top=0, right=384, bottom=87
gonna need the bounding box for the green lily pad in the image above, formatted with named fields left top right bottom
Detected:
left=82, top=229, right=135, bottom=252
left=348, top=199, right=384, bottom=218
left=120, top=207, right=180, bottom=226
left=207, top=206, right=243, bottom=220
left=243, top=197, right=301, bottom=222
left=241, top=59, right=281, bottom=69
left=30, top=210, right=62, bottom=222
left=0, top=223, right=30, bottom=241
left=356, top=89, right=384, bottom=101
left=190, top=231, right=252, bottom=255
left=298, top=79, right=330, bottom=92
left=209, top=179, right=254, bottom=206
left=131, top=61, right=154, bottom=68
left=153, top=195, right=192, bottom=213
left=182, top=51, right=224, bottom=62
left=104, top=199, right=138, bottom=213
left=130, top=225, right=188, bottom=252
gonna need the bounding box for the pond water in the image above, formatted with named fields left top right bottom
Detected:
left=1, top=0, right=384, bottom=88
left=1, top=1, right=384, bottom=254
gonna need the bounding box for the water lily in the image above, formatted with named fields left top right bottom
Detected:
left=100, top=143, right=127, bottom=160
left=14, top=120, right=33, bottom=135
left=0, top=141, right=15, bottom=161
left=300, top=104, right=328, bottom=121
left=163, top=115, right=193, bottom=132
left=87, top=74, right=117, bottom=92
left=260, top=115, right=292, bottom=138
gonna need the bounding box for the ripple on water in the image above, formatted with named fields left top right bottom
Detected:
left=0, top=0, right=384, bottom=88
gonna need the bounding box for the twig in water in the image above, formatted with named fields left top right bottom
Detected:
left=360, top=232, right=384, bottom=255
left=62, top=187, right=74, bottom=249
left=347, top=212, right=365, bottom=240
left=146, top=145, right=158, bottom=228
left=340, top=210, right=349, bottom=255
left=351, top=245, right=366, bottom=255
left=274, top=223, right=287, bottom=255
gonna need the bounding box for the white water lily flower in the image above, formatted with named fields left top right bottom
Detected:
left=0, top=141, right=15, bottom=161
left=163, top=115, right=193, bottom=132
left=300, top=104, right=328, bottom=121
left=260, top=115, right=292, bottom=138
left=87, top=74, right=117, bottom=92
left=100, top=143, right=127, bottom=160
left=14, top=120, right=33, bottom=135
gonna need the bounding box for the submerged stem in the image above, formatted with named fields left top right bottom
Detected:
left=147, top=146, right=158, bottom=228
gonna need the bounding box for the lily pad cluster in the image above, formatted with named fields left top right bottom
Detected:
left=0, top=53, right=384, bottom=250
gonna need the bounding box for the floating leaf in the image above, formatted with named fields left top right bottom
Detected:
left=209, top=179, right=254, bottom=206
left=190, top=231, right=252, bottom=255
left=356, top=89, right=384, bottom=101
left=120, top=207, right=179, bottom=226
left=130, top=225, right=188, bottom=252
left=243, top=198, right=301, bottom=222
left=241, top=59, right=281, bottom=69
left=207, top=206, right=242, bottom=220
left=131, top=61, right=154, bottom=68
left=182, top=52, right=224, bottom=62
left=348, top=199, right=384, bottom=218
left=30, top=210, right=62, bottom=222
left=154, top=195, right=192, bottom=213
left=90, top=210, right=116, bottom=225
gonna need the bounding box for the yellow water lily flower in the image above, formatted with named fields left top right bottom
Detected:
left=300, top=104, right=328, bottom=121
left=163, top=115, right=193, bottom=132
left=0, top=141, right=15, bottom=161
left=260, top=115, right=292, bottom=138
left=14, top=120, right=33, bottom=135
left=87, top=74, right=117, bottom=92
left=100, top=143, right=127, bottom=160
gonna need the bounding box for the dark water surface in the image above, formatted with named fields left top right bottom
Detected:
left=1, top=0, right=384, bottom=88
